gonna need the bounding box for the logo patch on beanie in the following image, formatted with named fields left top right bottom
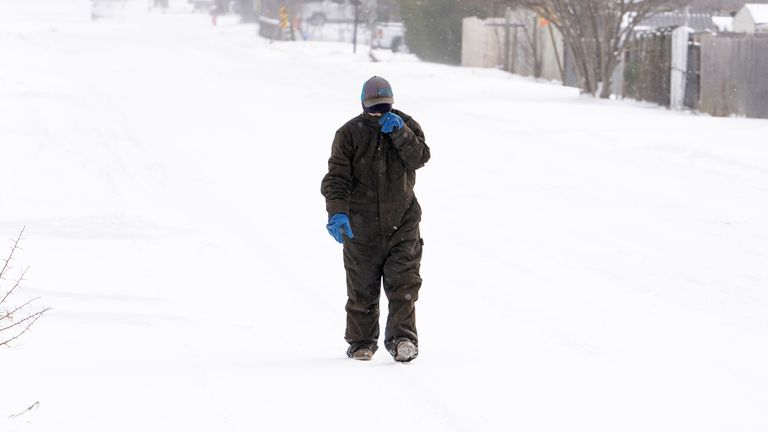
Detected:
left=378, top=88, right=393, bottom=97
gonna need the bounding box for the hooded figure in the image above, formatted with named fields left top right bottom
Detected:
left=321, top=76, right=431, bottom=362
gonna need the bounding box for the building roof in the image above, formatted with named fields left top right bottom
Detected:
left=638, top=12, right=718, bottom=31
left=712, top=15, right=734, bottom=30
left=688, top=0, right=768, bottom=14
left=743, top=3, right=768, bottom=23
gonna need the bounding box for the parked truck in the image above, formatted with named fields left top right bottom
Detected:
left=372, top=21, right=406, bottom=52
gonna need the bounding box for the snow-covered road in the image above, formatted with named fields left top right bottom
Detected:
left=1, top=1, right=767, bottom=431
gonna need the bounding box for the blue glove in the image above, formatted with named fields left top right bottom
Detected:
left=379, top=112, right=404, bottom=134
left=326, top=213, right=354, bottom=243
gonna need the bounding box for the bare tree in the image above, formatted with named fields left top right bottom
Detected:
left=1, top=228, right=50, bottom=348
left=521, top=0, right=686, bottom=97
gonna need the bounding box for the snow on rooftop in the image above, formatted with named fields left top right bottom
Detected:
left=639, top=11, right=717, bottom=32
left=712, top=16, right=734, bottom=31
left=744, top=3, right=768, bottom=24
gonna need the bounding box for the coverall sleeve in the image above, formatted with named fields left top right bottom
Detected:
left=320, top=129, right=354, bottom=217
left=390, top=118, right=430, bottom=171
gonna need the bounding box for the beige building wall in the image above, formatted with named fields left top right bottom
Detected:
left=538, top=24, right=564, bottom=81
left=461, top=14, right=564, bottom=82
left=461, top=16, right=504, bottom=69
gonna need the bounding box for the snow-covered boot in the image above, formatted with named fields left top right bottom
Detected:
left=394, top=339, right=417, bottom=363
left=347, top=344, right=376, bottom=361
left=351, top=348, right=374, bottom=361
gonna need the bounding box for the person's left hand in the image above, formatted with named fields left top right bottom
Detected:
left=326, top=213, right=354, bottom=243
left=379, top=112, right=404, bottom=134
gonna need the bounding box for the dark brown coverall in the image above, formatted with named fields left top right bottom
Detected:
left=321, top=109, right=430, bottom=357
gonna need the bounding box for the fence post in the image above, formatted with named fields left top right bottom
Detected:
left=504, top=7, right=512, bottom=72
left=670, top=26, right=693, bottom=110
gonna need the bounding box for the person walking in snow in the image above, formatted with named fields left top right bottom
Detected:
left=321, top=76, right=430, bottom=362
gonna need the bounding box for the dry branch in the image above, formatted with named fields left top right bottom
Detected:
left=8, top=401, right=40, bottom=419
left=0, top=227, right=25, bottom=283
left=1, top=267, right=28, bottom=305
left=1, top=228, right=49, bottom=348
left=0, top=308, right=50, bottom=348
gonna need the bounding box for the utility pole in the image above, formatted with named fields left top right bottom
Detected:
left=504, top=7, right=511, bottom=71
left=351, top=0, right=361, bottom=53
left=487, top=8, right=524, bottom=73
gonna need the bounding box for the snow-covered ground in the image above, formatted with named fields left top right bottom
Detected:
left=1, top=1, right=767, bottom=431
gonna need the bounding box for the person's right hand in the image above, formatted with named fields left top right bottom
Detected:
left=379, top=112, right=404, bottom=134
left=326, top=213, right=354, bottom=243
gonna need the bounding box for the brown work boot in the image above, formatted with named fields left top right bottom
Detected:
left=351, top=348, right=374, bottom=361
left=394, top=339, right=417, bottom=363
left=347, top=343, right=376, bottom=361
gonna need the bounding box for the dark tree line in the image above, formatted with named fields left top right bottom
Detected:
left=398, top=0, right=514, bottom=64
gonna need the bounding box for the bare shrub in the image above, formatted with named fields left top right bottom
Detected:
left=1, top=228, right=50, bottom=348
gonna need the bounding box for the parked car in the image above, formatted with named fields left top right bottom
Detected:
left=301, top=0, right=361, bottom=26
left=372, top=22, right=406, bottom=52
left=190, top=0, right=213, bottom=11
left=91, top=0, right=127, bottom=20
left=190, top=0, right=240, bottom=14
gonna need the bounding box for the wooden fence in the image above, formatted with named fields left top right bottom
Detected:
left=698, top=33, right=768, bottom=119
left=623, top=30, right=673, bottom=106
left=684, top=39, right=701, bottom=110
